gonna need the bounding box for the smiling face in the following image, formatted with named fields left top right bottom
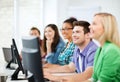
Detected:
left=61, top=22, right=73, bottom=41
left=72, top=26, right=89, bottom=46
left=44, top=27, right=55, bottom=40
left=89, top=15, right=104, bottom=41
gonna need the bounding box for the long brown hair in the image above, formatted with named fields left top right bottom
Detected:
left=42, top=24, right=60, bottom=53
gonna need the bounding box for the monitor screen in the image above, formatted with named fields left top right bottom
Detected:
left=2, top=47, right=12, bottom=63
left=11, top=38, right=25, bottom=80
left=2, top=47, right=17, bottom=69
left=21, top=36, right=44, bottom=82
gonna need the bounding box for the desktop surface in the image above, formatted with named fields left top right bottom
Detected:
left=6, top=77, right=28, bottom=82
left=0, top=63, right=16, bottom=76
left=51, top=72, right=76, bottom=76
left=6, top=71, right=27, bottom=82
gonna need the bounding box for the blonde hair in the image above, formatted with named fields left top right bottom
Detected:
left=94, top=12, right=120, bottom=47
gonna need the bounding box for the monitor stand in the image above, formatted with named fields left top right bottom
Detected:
left=11, top=67, right=26, bottom=80
left=6, top=60, right=15, bottom=70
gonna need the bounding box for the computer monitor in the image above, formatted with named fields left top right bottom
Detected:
left=21, top=36, right=44, bottom=82
left=2, top=47, right=17, bottom=69
left=2, top=47, right=12, bottom=63
left=11, top=38, right=25, bottom=80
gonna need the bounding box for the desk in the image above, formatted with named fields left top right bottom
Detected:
left=0, top=63, right=15, bottom=76
left=1, top=63, right=75, bottom=82
left=6, top=71, right=49, bottom=82
left=0, top=63, right=26, bottom=82
left=0, top=63, right=15, bottom=82
left=51, top=72, right=76, bottom=76
left=6, top=76, right=28, bottom=82
left=6, top=73, right=75, bottom=82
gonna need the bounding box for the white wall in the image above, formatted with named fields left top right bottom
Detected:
left=0, top=0, right=120, bottom=62
left=14, top=0, right=43, bottom=50
left=57, top=0, right=120, bottom=29
left=44, top=0, right=58, bottom=26
left=0, top=0, right=13, bottom=63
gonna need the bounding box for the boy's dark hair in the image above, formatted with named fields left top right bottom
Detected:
left=73, top=21, right=90, bottom=34
left=63, top=17, right=77, bottom=28
left=31, top=27, right=40, bottom=35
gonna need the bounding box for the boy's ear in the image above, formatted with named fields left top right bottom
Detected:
left=85, top=33, right=91, bottom=39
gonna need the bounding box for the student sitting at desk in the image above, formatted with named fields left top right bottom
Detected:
left=44, top=17, right=77, bottom=66
left=29, top=27, right=42, bottom=47
left=83, top=13, right=120, bottom=82
left=44, top=21, right=98, bottom=82
left=20, top=27, right=43, bottom=60
left=42, top=24, right=65, bottom=64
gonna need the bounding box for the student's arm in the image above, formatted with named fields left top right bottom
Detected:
left=44, top=62, right=76, bottom=73
left=44, top=67, right=93, bottom=82
left=45, top=52, right=55, bottom=63
left=82, top=80, right=91, bottom=82
left=61, top=67, right=93, bottom=82
left=45, top=47, right=63, bottom=64
left=45, top=39, right=65, bottom=64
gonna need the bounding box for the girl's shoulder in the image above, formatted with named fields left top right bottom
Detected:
left=102, top=41, right=120, bottom=57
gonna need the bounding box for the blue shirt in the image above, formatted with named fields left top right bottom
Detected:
left=58, top=42, right=75, bottom=65
left=45, top=37, right=65, bottom=64
left=72, top=40, right=98, bottom=73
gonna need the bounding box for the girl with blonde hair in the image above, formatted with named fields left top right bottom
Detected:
left=84, top=12, right=120, bottom=82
